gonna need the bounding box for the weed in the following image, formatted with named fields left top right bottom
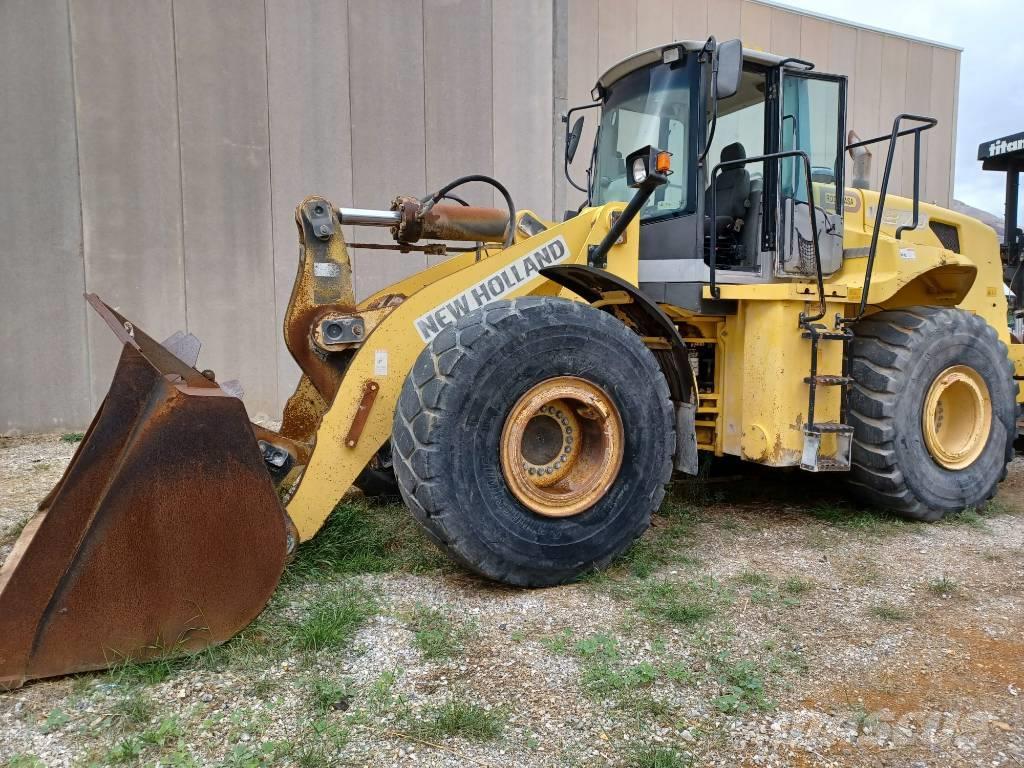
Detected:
left=287, top=584, right=377, bottom=652
left=945, top=507, right=989, bottom=529
left=928, top=574, right=960, bottom=596
left=0, top=515, right=30, bottom=547
left=307, top=675, right=352, bottom=715
left=104, top=736, right=144, bottom=765
left=851, top=704, right=879, bottom=735
left=105, top=651, right=192, bottom=687
left=806, top=503, right=904, bottom=534
left=220, top=742, right=285, bottom=768
left=411, top=700, right=505, bottom=741
left=40, top=708, right=70, bottom=734
left=542, top=628, right=575, bottom=653
left=870, top=602, right=912, bottom=621
left=635, top=580, right=720, bottom=626
left=736, top=571, right=772, bottom=587
left=114, top=688, right=154, bottom=725
left=781, top=577, right=813, bottom=595
left=712, top=657, right=771, bottom=713
left=61, top=432, right=85, bottom=442
left=285, top=499, right=446, bottom=581
left=141, top=716, right=182, bottom=746
left=407, top=605, right=473, bottom=660
left=4, top=756, right=45, bottom=768
left=627, top=746, right=691, bottom=767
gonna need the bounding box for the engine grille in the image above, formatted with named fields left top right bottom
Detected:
left=929, top=221, right=960, bottom=253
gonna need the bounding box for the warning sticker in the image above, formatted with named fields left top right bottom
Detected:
left=413, top=235, right=570, bottom=342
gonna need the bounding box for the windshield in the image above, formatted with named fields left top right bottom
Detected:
left=592, top=57, right=698, bottom=220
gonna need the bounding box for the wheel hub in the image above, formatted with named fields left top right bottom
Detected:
left=500, top=376, right=624, bottom=518
left=922, top=365, right=992, bottom=470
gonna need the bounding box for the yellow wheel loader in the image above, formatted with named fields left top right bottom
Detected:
left=2, top=38, right=1022, bottom=689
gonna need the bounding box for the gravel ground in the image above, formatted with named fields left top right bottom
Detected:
left=0, top=433, right=1022, bottom=767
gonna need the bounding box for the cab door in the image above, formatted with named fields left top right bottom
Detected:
left=775, top=70, right=846, bottom=277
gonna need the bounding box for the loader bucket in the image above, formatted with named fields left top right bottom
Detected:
left=0, top=295, right=290, bottom=689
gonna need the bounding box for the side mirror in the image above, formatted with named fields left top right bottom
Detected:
left=566, top=115, right=585, bottom=163
left=714, top=38, right=742, bottom=99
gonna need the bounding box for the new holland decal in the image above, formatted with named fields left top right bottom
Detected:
left=414, top=235, right=569, bottom=342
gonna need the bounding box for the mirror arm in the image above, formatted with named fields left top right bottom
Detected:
left=696, top=36, right=719, bottom=169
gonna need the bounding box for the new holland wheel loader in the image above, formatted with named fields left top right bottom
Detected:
left=2, top=38, right=1022, bottom=689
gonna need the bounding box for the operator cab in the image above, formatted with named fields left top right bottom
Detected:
left=566, top=41, right=847, bottom=311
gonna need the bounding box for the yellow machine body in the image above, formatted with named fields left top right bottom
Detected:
left=281, top=187, right=1024, bottom=542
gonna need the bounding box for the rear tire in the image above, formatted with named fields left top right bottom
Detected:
left=391, top=297, right=675, bottom=586
left=847, top=306, right=1016, bottom=520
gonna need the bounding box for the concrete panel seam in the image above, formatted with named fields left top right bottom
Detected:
left=170, top=0, right=189, bottom=334
left=66, top=0, right=93, bottom=412
left=262, top=0, right=280, bottom=394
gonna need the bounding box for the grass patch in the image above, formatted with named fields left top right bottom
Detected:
left=627, top=746, right=691, bottom=767
left=634, top=579, right=723, bottom=626
left=410, top=700, right=504, bottom=742
left=61, top=432, right=85, bottom=442
left=140, top=716, right=182, bottom=747
left=607, top=499, right=699, bottom=579
left=805, top=502, right=904, bottom=534
left=735, top=571, right=772, bottom=587
left=869, top=601, right=912, bottom=622
left=307, top=675, right=352, bottom=714
left=781, top=576, right=814, bottom=595
left=40, top=708, right=70, bottom=734
left=113, top=688, right=155, bottom=725
left=285, top=499, right=446, bottom=582
left=407, top=605, right=473, bottom=660
left=928, top=574, right=960, bottom=597
left=0, top=515, right=30, bottom=547
left=712, top=656, right=772, bottom=713
left=5, top=756, right=46, bottom=768
left=286, top=584, right=377, bottom=652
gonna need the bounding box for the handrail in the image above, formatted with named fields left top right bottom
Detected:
left=842, top=113, right=937, bottom=324
left=709, top=149, right=826, bottom=323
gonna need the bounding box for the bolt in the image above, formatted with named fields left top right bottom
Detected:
left=318, top=224, right=329, bottom=236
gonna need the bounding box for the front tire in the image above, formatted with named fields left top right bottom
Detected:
left=391, top=297, right=675, bottom=586
left=847, top=306, right=1016, bottom=520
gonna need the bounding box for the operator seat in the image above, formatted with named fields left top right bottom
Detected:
left=705, top=142, right=751, bottom=235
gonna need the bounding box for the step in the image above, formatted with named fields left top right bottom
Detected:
left=804, top=375, right=852, bottom=386
left=801, top=329, right=851, bottom=341
left=806, top=422, right=854, bottom=435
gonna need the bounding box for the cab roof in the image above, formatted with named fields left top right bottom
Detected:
left=595, top=41, right=805, bottom=93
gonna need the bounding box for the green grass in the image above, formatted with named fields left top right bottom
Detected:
left=113, top=688, right=155, bottom=725
left=928, top=574, right=960, bottom=596
left=869, top=601, right=912, bottom=621
left=627, top=746, right=691, bottom=768
left=607, top=499, right=699, bottom=579
left=781, top=576, right=814, bottom=595
left=0, top=515, right=30, bottom=547
left=735, top=570, right=772, bottom=587
left=805, top=502, right=905, bottom=534
left=4, top=756, right=45, bottom=768
left=287, top=584, right=377, bottom=652
left=407, top=605, right=472, bottom=660
left=140, top=716, right=182, bottom=747
left=60, top=432, right=85, bottom=442
left=712, top=656, right=772, bottom=714
left=40, top=707, right=70, bottom=734
left=410, top=700, right=505, bottom=741
left=307, top=675, right=352, bottom=714
left=634, top=579, right=723, bottom=626
left=285, top=499, right=446, bottom=583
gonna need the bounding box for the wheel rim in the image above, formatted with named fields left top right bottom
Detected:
left=500, top=376, right=624, bottom=518
left=922, top=365, right=992, bottom=470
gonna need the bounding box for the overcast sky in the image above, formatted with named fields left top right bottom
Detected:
left=778, top=0, right=1023, bottom=218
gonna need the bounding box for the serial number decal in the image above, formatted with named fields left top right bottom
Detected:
left=414, top=235, right=570, bottom=342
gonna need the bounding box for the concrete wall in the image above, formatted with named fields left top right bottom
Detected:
left=0, top=0, right=565, bottom=431
left=565, top=0, right=961, bottom=210
left=0, top=0, right=960, bottom=431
